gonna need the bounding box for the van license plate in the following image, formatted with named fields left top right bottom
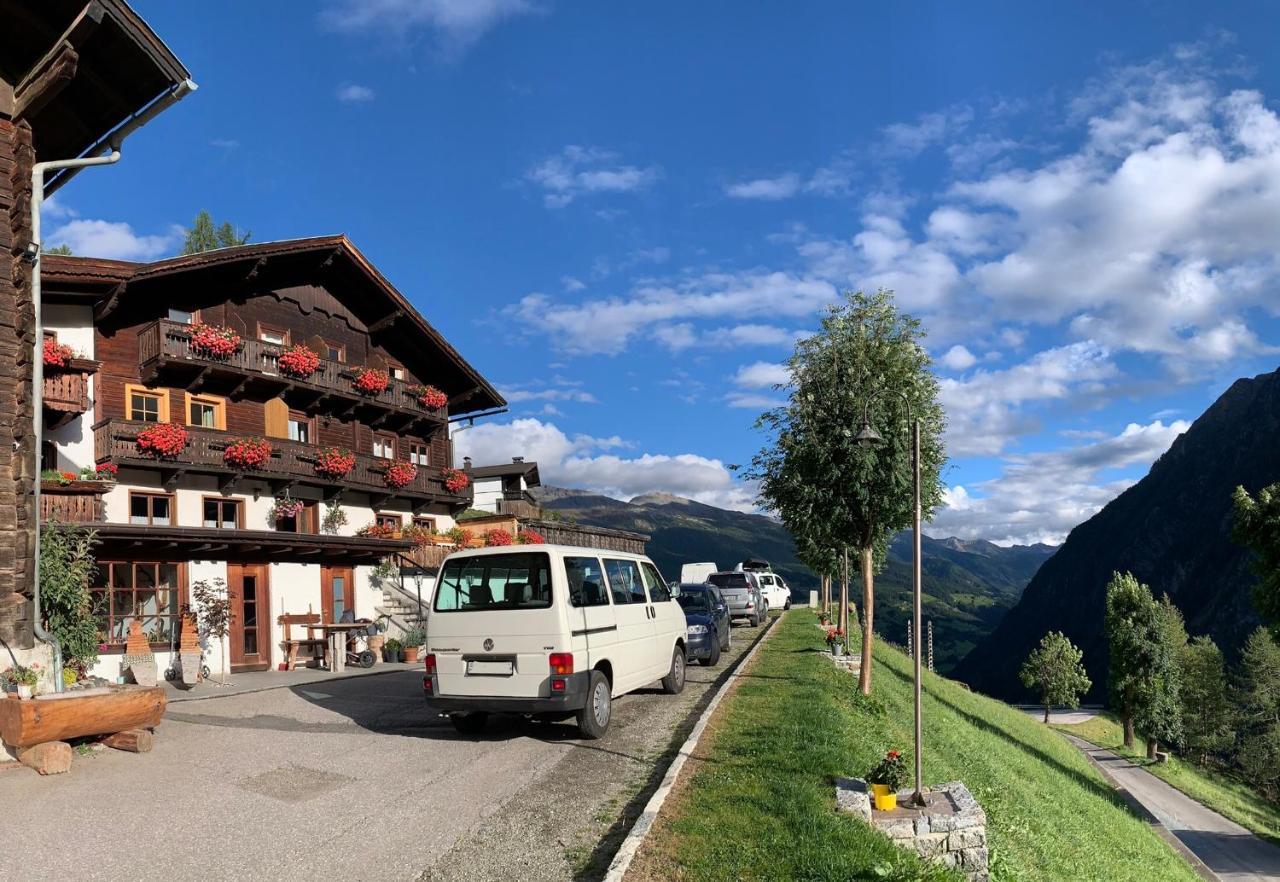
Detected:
left=467, top=660, right=514, bottom=676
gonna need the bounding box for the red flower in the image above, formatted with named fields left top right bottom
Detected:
left=43, top=339, right=75, bottom=368
left=442, top=467, right=470, bottom=493
left=135, top=423, right=188, bottom=459
left=95, top=462, right=118, bottom=477
left=383, top=460, right=418, bottom=489
left=483, top=528, right=513, bottom=547
left=409, top=384, right=449, bottom=410
left=352, top=367, right=390, bottom=396
left=223, top=437, right=273, bottom=470
left=314, top=447, right=356, bottom=479
left=188, top=323, right=241, bottom=359
left=357, top=522, right=397, bottom=539
left=517, top=529, right=545, bottom=545
left=277, top=344, right=321, bottom=379
left=887, top=750, right=900, bottom=759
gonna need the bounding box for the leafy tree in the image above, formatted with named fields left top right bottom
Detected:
left=1106, top=572, right=1165, bottom=748
left=1137, top=595, right=1185, bottom=758
left=1179, top=636, right=1234, bottom=765
left=39, top=523, right=99, bottom=669
left=181, top=209, right=251, bottom=255
left=191, top=577, right=234, bottom=684
left=744, top=290, right=946, bottom=695
left=45, top=243, right=73, bottom=255
left=1019, top=631, right=1091, bottom=723
left=1234, top=628, right=1280, bottom=794
left=1232, top=483, right=1280, bottom=631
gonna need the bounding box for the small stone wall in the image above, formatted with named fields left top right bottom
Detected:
left=836, top=778, right=989, bottom=881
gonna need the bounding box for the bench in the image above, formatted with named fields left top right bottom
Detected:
left=278, top=613, right=327, bottom=671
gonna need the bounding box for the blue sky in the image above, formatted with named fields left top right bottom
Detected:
left=49, top=1, right=1280, bottom=544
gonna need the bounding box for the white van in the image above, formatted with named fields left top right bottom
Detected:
left=680, top=561, right=718, bottom=584
left=423, top=545, right=688, bottom=739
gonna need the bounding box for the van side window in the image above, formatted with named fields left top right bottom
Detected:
left=604, top=558, right=647, bottom=605
left=641, top=563, right=671, bottom=602
left=565, top=556, right=610, bottom=608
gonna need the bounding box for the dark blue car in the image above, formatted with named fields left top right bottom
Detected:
left=677, top=583, right=731, bottom=666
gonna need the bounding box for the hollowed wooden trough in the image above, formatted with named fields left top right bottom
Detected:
left=0, top=686, right=165, bottom=749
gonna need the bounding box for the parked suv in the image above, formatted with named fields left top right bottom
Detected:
left=707, top=570, right=766, bottom=627
left=424, top=545, right=688, bottom=739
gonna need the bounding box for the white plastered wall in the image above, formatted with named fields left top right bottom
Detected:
left=43, top=303, right=96, bottom=471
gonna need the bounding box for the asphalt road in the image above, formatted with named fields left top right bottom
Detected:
left=1015, top=705, right=1101, bottom=725
left=0, top=615, right=773, bottom=882
left=1064, top=735, right=1280, bottom=881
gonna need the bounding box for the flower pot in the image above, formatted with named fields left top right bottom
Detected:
left=16, top=684, right=33, bottom=700
left=382, top=647, right=396, bottom=663
left=831, top=643, right=844, bottom=657
left=403, top=646, right=420, bottom=664
left=871, top=783, right=897, bottom=811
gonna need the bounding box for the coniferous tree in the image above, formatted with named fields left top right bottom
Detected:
left=1235, top=628, right=1280, bottom=795
left=1179, top=636, right=1234, bottom=766
left=181, top=209, right=251, bottom=255
left=1019, top=631, right=1091, bottom=723
left=45, top=243, right=73, bottom=255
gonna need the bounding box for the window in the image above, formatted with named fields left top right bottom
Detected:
left=408, top=442, right=429, bottom=467
left=412, top=516, right=436, bottom=531
left=376, top=513, right=402, bottom=531
left=642, top=562, right=672, bottom=602
left=129, top=492, right=173, bottom=526
left=434, top=552, right=552, bottom=612
left=287, top=411, right=314, bottom=444
left=324, top=340, right=345, bottom=363
left=389, top=365, right=405, bottom=380
left=276, top=500, right=317, bottom=534
left=126, top=385, right=169, bottom=423
left=566, top=556, right=610, bottom=607
left=258, top=324, right=288, bottom=346
left=604, top=558, right=648, bottom=605
left=373, top=432, right=396, bottom=460
left=202, top=497, right=242, bottom=529
left=90, top=562, right=184, bottom=647
left=168, top=308, right=194, bottom=324
left=184, top=392, right=226, bottom=430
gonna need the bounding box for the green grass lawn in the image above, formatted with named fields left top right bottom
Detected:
left=1053, top=713, right=1280, bottom=845
left=638, top=612, right=1200, bottom=882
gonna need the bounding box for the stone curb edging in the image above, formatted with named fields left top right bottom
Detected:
left=603, top=613, right=782, bottom=882
left=1060, top=733, right=1218, bottom=882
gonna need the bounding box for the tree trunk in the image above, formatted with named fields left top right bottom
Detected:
left=859, top=545, right=874, bottom=695
left=1122, top=711, right=1135, bottom=748
left=822, top=573, right=830, bottom=614
left=838, top=553, right=849, bottom=644
left=1044, top=703, right=1051, bottom=724
left=1147, top=738, right=1158, bottom=760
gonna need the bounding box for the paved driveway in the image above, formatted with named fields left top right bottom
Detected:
left=1015, top=705, right=1101, bottom=725
left=0, top=618, right=771, bottom=882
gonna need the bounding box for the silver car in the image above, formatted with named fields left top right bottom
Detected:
left=707, top=570, right=766, bottom=627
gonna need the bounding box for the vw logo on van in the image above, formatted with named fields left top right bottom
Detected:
left=483, top=638, right=494, bottom=651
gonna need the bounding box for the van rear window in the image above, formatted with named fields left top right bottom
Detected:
left=434, top=552, right=552, bottom=612
left=708, top=573, right=747, bottom=589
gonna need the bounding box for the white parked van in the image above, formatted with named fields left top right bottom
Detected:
left=423, top=545, right=688, bottom=739
left=680, top=561, right=718, bottom=584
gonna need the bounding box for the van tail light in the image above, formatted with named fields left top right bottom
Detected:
left=549, top=653, right=574, bottom=676
left=424, top=654, right=437, bottom=675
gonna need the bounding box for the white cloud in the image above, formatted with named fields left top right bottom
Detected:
left=725, top=173, right=802, bottom=200
left=319, top=0, right=535, bottom=55
left=561, top=275, right=586, bottom=292
left=526, top=146, right=661, bottom=208
left=501, top=387, right=598, bottom=405
left=454, top=418, right=757, bottom=510
left=882, top=106, right=973, bottom=156
left=47, top=219, right=182, bottom=261
left=336, top=84, right=376, bottom=103
left=939, top=344, right=977, bottom=371
left=930, top=419, right=1190, bottom=545
left=726, top=392, right=785, bottom=410
left=732, top=361, right=790, bottom=389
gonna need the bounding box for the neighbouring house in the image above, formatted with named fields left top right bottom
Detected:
left=0, top=0, right=193, bottom=668
left=38, top=235, right=505, bottom=676
left=465, top=456, right=541, bottom=517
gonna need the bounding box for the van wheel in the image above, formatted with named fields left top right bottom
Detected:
left=576, top=671, right=611, bottom=739
left=702, top=638, right=721, bottom=667
left=661, top=646, right=687, bottom=694
left=450, top=712, right=488, bottom=737
left=784, top=599, right=791, bottom=611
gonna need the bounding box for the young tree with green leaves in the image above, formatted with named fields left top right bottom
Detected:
left=1179, top=635, right=1234, bottom=765
left=181, top=209, right=251, bottom=255
left=1106, top=572, right=1164, bottom=748
left=39, top=523, right=99, bottom=671
left=1234, top=627, right=1280, bottom=794
left=745, top=289, right=946, bottom=695
left=1137, top=595, right=1185, bottom=759
left=1020, top=631, right=1092, bottom=723
left=1233, top=483, right=1280, bottom=631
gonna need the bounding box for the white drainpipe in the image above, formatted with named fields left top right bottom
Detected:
left=30, top=79, right=197, bottom=691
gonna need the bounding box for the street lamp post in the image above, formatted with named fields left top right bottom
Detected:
left=855, top=389, right=925, bottom=807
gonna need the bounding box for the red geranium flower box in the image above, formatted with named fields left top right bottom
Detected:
left=277, top=344, right=321, bottom=379
left=483, top=528, right=513, bottom=547
left=188, top=323, right=242, bottom=359
left=314, top=447, right=356, bottom=479
left=135, top=423, right=188, bottom=459
left=442, top=467, right=470, bottom=493
left=409, top=384, right=449, bottom=410
left=43, top=339, right=75, bottom=368
left=352, top=367, right=390, bottom=396
left=383, top=460, right=418, bottom=489
left=516, top=529, right=544, bottom=545
left=223, top=437, right=273, bottom=470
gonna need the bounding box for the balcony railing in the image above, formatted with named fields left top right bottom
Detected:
left=40, top=480, right=111, bottom=523
left=137, top=319, right=447, bottom=424
left=94, top=418, right=470, bottom=504
left=43, top=358, right=98, bottom=428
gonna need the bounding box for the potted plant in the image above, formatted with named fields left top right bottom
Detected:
left=367, top=617, right=389, bottom=658
left=383, top=460, right=418, bottom=489
left=188, top=322, right=242, bottom=359
left=445, top=526, right=468, bottom=546
left=401, top=628, right=426, bottom=664
left=483, top=528, right=513, bottom=547
left=277, top=343, right=321, bottom=378
left=223, top=437, right=273, bottom=470
left=819, top=611, right=831, bottom=626
left=268, top=495, right=305, bottom=525
left=825, top=627, right=845, bottom=656
left=867, top=749, right=908, bottom=811
left=352, top=367, right=390, bottom=396
left=2, top=663, right=40, bottom=699
left=408, top=384, right=449, bottom=410
left=383, top=637, right=403, bottom=663
left=314, top=447, right=356, bottom=480
left=43, top=339, right=76, bottom=368
left=442, top=467, right=470, bottom=493
left=135, top=423, right=188, bottom=459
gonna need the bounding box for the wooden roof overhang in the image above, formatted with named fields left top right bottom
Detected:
left=42, top=237, right=506, bottom=416
left=82, top=523, right=413, bottom=565
left=1, top=0, right=191, bottom=192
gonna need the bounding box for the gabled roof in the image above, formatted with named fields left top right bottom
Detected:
left=2, top=0, right=192, bottom=190
left=468, top=460, right=541, bottom=486
left=42, top=236, right=506, bottom=415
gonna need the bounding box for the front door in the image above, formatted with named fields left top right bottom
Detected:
left=322, top=565, right=354, bottom=623
left=228, top=563, right=271, bottom=672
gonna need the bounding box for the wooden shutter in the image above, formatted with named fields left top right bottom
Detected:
left=264, top=398, right=289, bottom=439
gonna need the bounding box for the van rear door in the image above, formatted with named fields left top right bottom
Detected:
left=429, top=551, right=563, bottom=700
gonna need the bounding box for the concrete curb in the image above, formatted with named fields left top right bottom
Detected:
left=1060, top=733, right=1218, bottom=882
left=603, top=612, right=782, bottom=882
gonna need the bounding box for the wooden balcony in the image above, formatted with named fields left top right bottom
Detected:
left=93, top=418, right=471, bottom=508
left=43, top=358, right=98, bottom=429
left=40, top=480, right=111, bottom=524
left=137, top=320, right=447, bottom=430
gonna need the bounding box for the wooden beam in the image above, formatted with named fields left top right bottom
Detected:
left=367, top=310, right=403, bottom=334
left=227, top=374, right=252, bottom=401
left=449, top=386, right=482, bottom=407
left=160, top=468, right=186, bottom=491
left=244, top=257, right=268, bottom=281
left=94, top=280, right=127, bottom=322
left=188, top=366, right=212, bottom=392
left=217, top=473, right=242, bottom=494
left=323, top=487, right=345, bottom=503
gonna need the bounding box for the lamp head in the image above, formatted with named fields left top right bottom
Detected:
left=855, top=420, right=883, bottom=447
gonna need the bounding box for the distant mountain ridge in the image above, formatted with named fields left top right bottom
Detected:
left=955, top=367, right=1280, bottom=700
left=534, top=486, right=1055, bottom=672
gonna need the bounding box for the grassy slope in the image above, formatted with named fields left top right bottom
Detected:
left=1054, top=713, right=1280, bottom=845
left=640, top=613, right=1198, bottom=881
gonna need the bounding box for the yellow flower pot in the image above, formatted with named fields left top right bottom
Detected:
left=871, top=783, right=897, bottom=811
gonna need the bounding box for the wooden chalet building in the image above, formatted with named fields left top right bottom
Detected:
left=39, top=237, right=504, bottom=674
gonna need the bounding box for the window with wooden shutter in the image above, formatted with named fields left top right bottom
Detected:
left=264, top=398, right=289, bottom=439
